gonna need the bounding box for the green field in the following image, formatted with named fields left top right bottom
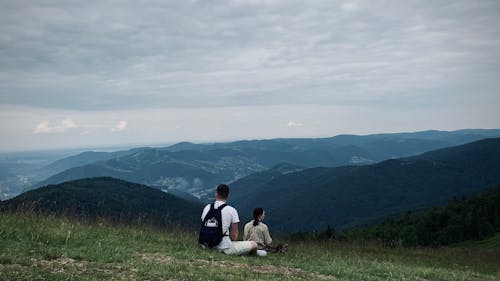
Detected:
left=1, top=213, right=499, bottom=281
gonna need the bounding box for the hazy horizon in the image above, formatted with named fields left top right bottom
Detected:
left=2, top=127, right=499, bottom=154
left=2, top=1, right=499, bottom=151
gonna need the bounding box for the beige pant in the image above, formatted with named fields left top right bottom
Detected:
left=221, top=241, right=255, bottom=255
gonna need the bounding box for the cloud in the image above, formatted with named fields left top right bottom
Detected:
left=341, top=2, right=360, bottom=11
left=111, top=121, right=127, bottom=132
left=61, top=118, right=78, bottom=129
left=287, top=121, right=304, bottom=127
left=0, top=0, right=498, bottom=111
left=33, top=118, right=79, bottom=134
left=1, top=1, right=500, bottom=152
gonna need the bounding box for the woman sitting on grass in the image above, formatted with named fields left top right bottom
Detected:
left=244, top=208, right=273, bottom=256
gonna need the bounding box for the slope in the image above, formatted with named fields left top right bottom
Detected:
left=1, top=212, right=498, bottom=281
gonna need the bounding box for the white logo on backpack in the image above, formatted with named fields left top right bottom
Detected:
left=205, top=217, right=218, bottom=227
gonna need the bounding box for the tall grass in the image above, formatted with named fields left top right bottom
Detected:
left=1, top=212, right=499, bottom=281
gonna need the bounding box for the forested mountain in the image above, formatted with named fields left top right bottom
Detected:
left=0, top=177, right=202, bottom=227
left=226, top=163, right=305, bottom=201
left=31, top=129, right=500, bottom=199
left=230, top=138, right=500, bottom=233
left=361, top=185, right=500, bottom=247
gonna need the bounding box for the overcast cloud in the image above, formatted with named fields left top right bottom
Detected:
left=1, top=0, right=499, bottom=150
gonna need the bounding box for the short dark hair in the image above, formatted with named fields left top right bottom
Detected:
left=216, top=184, right=229, bottom=199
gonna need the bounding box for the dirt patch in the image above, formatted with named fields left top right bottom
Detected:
left=27, top=257, right=135, bottom=277
left=186, top=258, right=336, bottom=280
left=31, top=257, right=87, bottom=268
left=29, top=257, right=88, bottom=274
left=53, top=257, right=87, bottom=268
left=22, top=253, right=337, bottom=280
left=0, top=263, right=26, bottom=270
left=250, top=264, right=335, bottom=280
left=311, top=272, right=339, bottom=280
left=252, top=264, right=305, bottom=275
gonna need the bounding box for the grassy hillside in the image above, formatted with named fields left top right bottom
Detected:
left=1, top=213, right=499, bottom=281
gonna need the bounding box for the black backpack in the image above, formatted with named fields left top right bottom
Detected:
left=198, top=203, right=228, bottom=248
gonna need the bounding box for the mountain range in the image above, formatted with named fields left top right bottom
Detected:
left=2, top=137, right=499, bottom=234
left=229, top=138, right=500, bottom=232
left=27, top=129, right=500, bottom=200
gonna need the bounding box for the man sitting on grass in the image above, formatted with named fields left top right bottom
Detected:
left=199, top=184, right=258, bottom=255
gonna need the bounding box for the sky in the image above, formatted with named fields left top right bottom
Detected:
left=1, top=0, right=499, bottom=151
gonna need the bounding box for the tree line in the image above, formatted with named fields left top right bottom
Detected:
left=293, top=185, right=500, bottom=247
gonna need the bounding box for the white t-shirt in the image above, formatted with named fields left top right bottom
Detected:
left=201, top=200, right=240, bottom=250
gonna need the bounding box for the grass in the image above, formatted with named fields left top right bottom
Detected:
left=1, top=213, right=499, bottom=281
left=452, top=233, right=500, bottom=250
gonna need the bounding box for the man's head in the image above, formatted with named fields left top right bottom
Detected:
left=215, top=183, right=230, bottom=200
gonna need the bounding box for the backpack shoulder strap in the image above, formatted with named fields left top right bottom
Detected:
left=219, top=204, right=230, bottom=236
left=202, top=203, right=216, bottom=223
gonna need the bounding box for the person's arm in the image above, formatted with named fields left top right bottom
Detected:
left=230, top=223, right=239, bottom=241
left=243, top=223, right=249, bottom=241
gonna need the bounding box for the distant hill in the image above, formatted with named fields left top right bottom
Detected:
left=200, top=129, right=500, bottom=165
left=35, top=148, right=266, bottom=198
left=361, top=185, right=500, bottom=247
left=0, top=149, right=85, bottom=200
left=0, top=148, right=143, bottom=201
left=39, top=148, right=145, bottom=176
left=230, top=138, right=500, bottom=233
left=32, top=129, right=500, bottom=198
left=0, top=177, right=202, bottom=227
left=226, top=163, right=305, bottom=201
